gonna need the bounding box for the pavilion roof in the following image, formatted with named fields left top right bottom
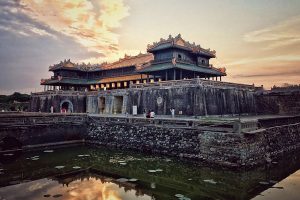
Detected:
left=147, top=34, right=216, bottom=58
left=49, top=59, right=100, bottom=72
left=41, top=78, right=92, bottom=86
left=48, top=53, right=154, bottom=72
left=138, top=62, right=226, bottom=76
left=99, top=53, right=153, bottom=71
left=95, top=74, right=148, bottom=83
left=41, top=74, right=149, bottom=86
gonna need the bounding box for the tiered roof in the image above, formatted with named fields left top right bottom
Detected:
left=100, top=53, right=153, bottom=70
left=147, top=34, right=216, bottom=58
left=49, top=59, right=100, bottom=72
left=49, top=53, right=154, bottom=72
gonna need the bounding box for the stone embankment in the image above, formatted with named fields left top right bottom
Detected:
left=1, top=113, right=300, bottom=168
left=86, top=115, right=300, bottom=168
left=0, top=113, right=87, bottom=150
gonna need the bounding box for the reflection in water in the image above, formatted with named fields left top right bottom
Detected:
left=0, top=146, right=300, bottom=200
left=0, top=176, right=152, bottom=200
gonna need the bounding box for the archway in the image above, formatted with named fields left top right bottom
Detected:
left=60, top=100, right=74, bottom=113
left=99, top=97, right=106, bottom=114
left=113, top=96, right=123, bottom=114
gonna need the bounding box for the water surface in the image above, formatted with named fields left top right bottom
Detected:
left=0, top=146, right=299, bottom=200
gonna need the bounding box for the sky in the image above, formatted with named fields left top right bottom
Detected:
left=0, top=0, right=299, bottom=94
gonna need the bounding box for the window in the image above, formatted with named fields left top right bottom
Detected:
left=177, top=54, right=182, bottom=60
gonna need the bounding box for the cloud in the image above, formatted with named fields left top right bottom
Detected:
left=18, top=0, right=130, bottom=61
left=226, top=55, right=300, bottom=66
left=0, top=0, right=57, bottom=38
left=244, top=15, right=300, bottom=49
left=232, top=67, right=300, bottom=78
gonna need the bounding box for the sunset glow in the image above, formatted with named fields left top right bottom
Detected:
left=0, top=0, right=299, bottom=93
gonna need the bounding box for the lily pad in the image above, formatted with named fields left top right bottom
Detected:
left=43, top=150, right=54, bottom=153
left=72, top=166, right=81, bottom=169
left=78, top=154, right=90, bottom=157
left=31, top=156, right=40, bottom=159
left=3, top=153, right=14, bottom=156
left=175, top=194, right=184, bottom=198
left=119, top=162, right=127, bottom=165
left=259, top=181, right=270, bottom=185
left=55, top=166, right=65, bottom=169
left=151, top=182, right=156, bottom=189
left=116, top=178, right=128, bottom=183
left=148, top=170, right=156, bottom=173
left=180, top=197, right=191, bottom=200
left=203, top=179, right=217, bottom=184
left=156, top=169, right=163, bottom=172
left=128, top=178, right=138, bottom=182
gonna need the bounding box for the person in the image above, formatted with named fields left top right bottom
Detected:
left=50, top=105, right=54, bottom=113
left=146, top=111, right=150, bottom=118
left=143, top=109, right=146, bottom=118
left=170, top=108, right=175, bottom=118
left=150, top=110, right=155, bottom=118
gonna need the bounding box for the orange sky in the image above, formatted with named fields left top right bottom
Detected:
left=0, top=0, right=299, bottom=93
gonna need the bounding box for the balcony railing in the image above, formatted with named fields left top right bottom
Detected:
left=130, top=78, right=255, bottom=90
left=32, top=90, right=88, bottom=96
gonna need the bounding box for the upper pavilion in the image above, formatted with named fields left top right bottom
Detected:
left=40, top=34, right=226, bottom=91
left=138, top=34, right=226, bottom=81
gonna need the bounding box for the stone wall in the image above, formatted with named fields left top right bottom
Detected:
left=241, top=123, right=300, bottom=166
left=86, top=117, right=300, bottom=168
left=1, top=113, right=300, bottom=168
left=31, top=79, right=258, bottom=116
left=255, top=90, right=300, bottom=115
left=0, top=114, right=87, bottom=150
left=128, top=86, right=256, bottom=115
left=86, top=90, right=128, bottom=114
left=30, top=92, right=86, bottom=113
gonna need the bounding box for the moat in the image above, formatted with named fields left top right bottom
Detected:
left=0, top=145, right=300, bottom=200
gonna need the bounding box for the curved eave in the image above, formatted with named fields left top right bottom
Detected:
left=41, top=79, right=91, bottom=86
left=138, top=63, right=226, bottom=76
left=148, top=43, right=193, bottom=53
left=192, top=51, right=216, bottom=58
left=49, top=67, right=87, bottom=72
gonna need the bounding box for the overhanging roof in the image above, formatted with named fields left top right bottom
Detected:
left=41, top=74, right=150, bottom=86
left=138, top=63, right=226, bottom=76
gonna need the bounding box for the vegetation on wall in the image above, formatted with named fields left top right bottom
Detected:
left=0, top=92, right=30, bottom=111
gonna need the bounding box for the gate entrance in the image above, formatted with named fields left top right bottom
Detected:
left=113, top=96, right=123, bottom=114
left=60, top=100, right=73, bottom=113
left=99, top=97, right=106, bottom=114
